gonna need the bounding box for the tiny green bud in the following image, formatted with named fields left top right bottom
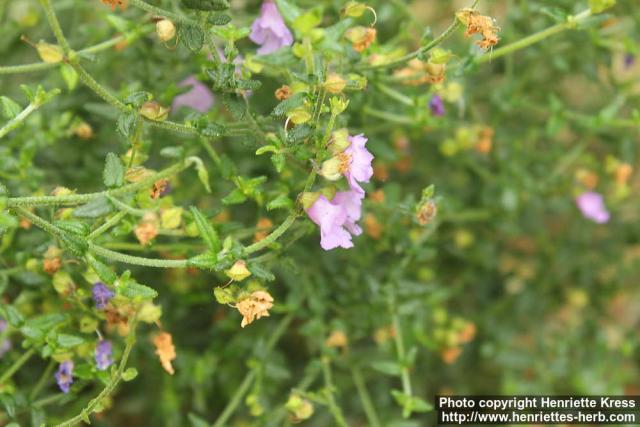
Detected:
left=156, top=19, right=176, bottom=42
left=341, top=1, right=367, bottom=18
left=319, top=156, right=344, bottom=181
left=328, top=128, right=350, bottom=154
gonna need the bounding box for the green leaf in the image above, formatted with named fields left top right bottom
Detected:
left=73, top=197, right=113, bottom=218
left=292, top=8, right=323, bottom=35
left=391, top=390, right=433, bottom=418
left=267, top=194, right=293, bottom=211
left=271, top=92, right=306, bottom=117
left=120, top=282, right=158, bottom=300
left=187, top=252, right=218, bottom=271
left=589, top=0, right=615, bottom=13
left=60, top=64, right=79, bottom=91
left=222, top=188, right=247, bottom=205
left=54, top=220, right=90, bottom=236
left=116, top=111, right=137, bottom=137
left=122, top=367, right=138, bottom=381
left=275, top=0, right=302, bottom=22
left=87, top=254, right=117, bottom=284
left=213, top=284, right=239, bottom=304
left=247, top=264, right=275, bottom=281
left=371, top=360, right=403, bottom=376
left=222, top=93, right=245, bottom=120
left=103, top=152, right=125, bottom=188
left=59, top=233, right=88, bottom=257
left=124, top=91, right=153, bottom=107
left=181, top=0, right=229, bottom=10
left=57, top=334, right=85, bottom=348
left=271, top=153, right=285, bottom=173
left=0, top=96, right=21, bottom=119
left=181, top=25, right=205, bottom=52
left=190, top=207, right=221, bottom=252
left=209, top=13, right=232, bottom=25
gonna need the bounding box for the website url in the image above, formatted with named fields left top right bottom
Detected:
left=440, top=410, right=638, bottom=424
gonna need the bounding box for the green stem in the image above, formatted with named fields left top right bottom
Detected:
left=106, top=195, right=151, bottom=217
left=88, top=244, right=189, bottom=268
left=128, top=0, right=198, bottom=26
left=212, top=314, right=293, bottom=427
left=243, top=213, right=297, bottom=255
left=54, top=326, right=137, bottom=427
left=473, top=9, right=592, bottom=65
left=351, top=367, right=382, bottom=427
left=0, top=103, right=39, bottom=140
left=357, top=0, right=479, bottom=72
left=363, top=107, right=414, bottom=125
left=8, top=162, right=188, bottom=207
left=392, top=312, right=412, bottom=396
left=0, top=28, right=151, bottom=75
left=322, top=357, right=349, bottom=427
left=38, top=0, right=71, bottom=53
left=88, top=211, right=127, bottom=239
left=0, top=349, right=35, bottom=385
left=30, top=360, right=56, bottom=401
left=376, top=83, right=414, bottom=107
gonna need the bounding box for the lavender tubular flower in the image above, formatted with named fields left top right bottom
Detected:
left=172, top=76, right=214, bottom=113
left=429, top=94, right=445, bottom=116
left=249, top=0, right=294, bottom=55
left=55, top=360, right=74, bottom=394
left=92, top=282, right=114, bottom=310
left=576, top=191, right=610, bottom=224
left=95, top=340, right=113, bottom=370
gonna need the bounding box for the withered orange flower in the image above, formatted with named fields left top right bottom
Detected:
left=150, top=179, right=169, bottom=199
left=153, top=332, right=176, bottom=375
left=236, top=290, right=274, bottom=328
left=275, top=85, right=292, bottom=100
left=100, top=0, right=127, bottom=11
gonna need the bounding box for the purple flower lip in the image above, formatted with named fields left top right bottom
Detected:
left=575, top=191, right=610, bottom=224
left=171, top=76, right=214, bottom=113
left=95, top=340, right=113, bottom=371
left=249, top=0, right=294, bottom=55
left=92, top=282, right=114, bottom=310
left=624, top=54, right=635, bottom=69
left=429, top=94, right=445, bottom=116
left=55, top=360, right=74, bottom=394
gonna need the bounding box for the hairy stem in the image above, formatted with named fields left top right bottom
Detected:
left=54, top=326, right=137, bottom=427
left=8, top=162, right=188, bottom=207
left=474, top=9, right=592, bottom=65
left=212, top=314, right=293, bottom=427
left=0, top=349, right=35, bottom=386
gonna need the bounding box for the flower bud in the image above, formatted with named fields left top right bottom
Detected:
left=137, top=302, right=163, bottom=323
left=52, top=271, right=74, bottom=295
left=319, top=157, right=344, bottom=181
left=341, top=1, right=367, bottom=18
left=329, top=97, right=349, bottom=116
left=288, top=106, right=312, bottom=125
left=36, top=41, right=63, bottom=63
left=327, top=128, right=350, bottom=154
left=348, top=73, right=368, bottom=90
left=300, top=192, right=320, bottom=210
left=156, top=19, right=176, bottom=42
left=73, top=121, right=94, bottom=140
left=286, top=394, right=314, bottom=423
left=225, top=260, right=251, bottom=282
left=51, top=186, right=73, bottom=196
left=139, top=101, right=170, bottom=121
left=318, top=186, right=336, bottom=201
left=324, top=73, right=346, bottom=94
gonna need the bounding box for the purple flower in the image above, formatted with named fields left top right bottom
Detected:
left=332, top=190, right=364, bottom=236
left=429, top=94, right=445, bottom=116
left=343, top=134, right=374, bottom=195
left=95, top=340, right=113, bottom=370
left=624, top=54, right=635, bottom=69
left=576, top=191, right=610, bottom=224
left=172, top=76, right=214, bottom=113
left=55, top=360, right=74, bottom=393
left=0, top=319, right=11, bottom=358
left=249, top=0, right=294, bottom=55
left=307, top=191, right=365, bottom=251
left=92, top=282, right=114, bottom=310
